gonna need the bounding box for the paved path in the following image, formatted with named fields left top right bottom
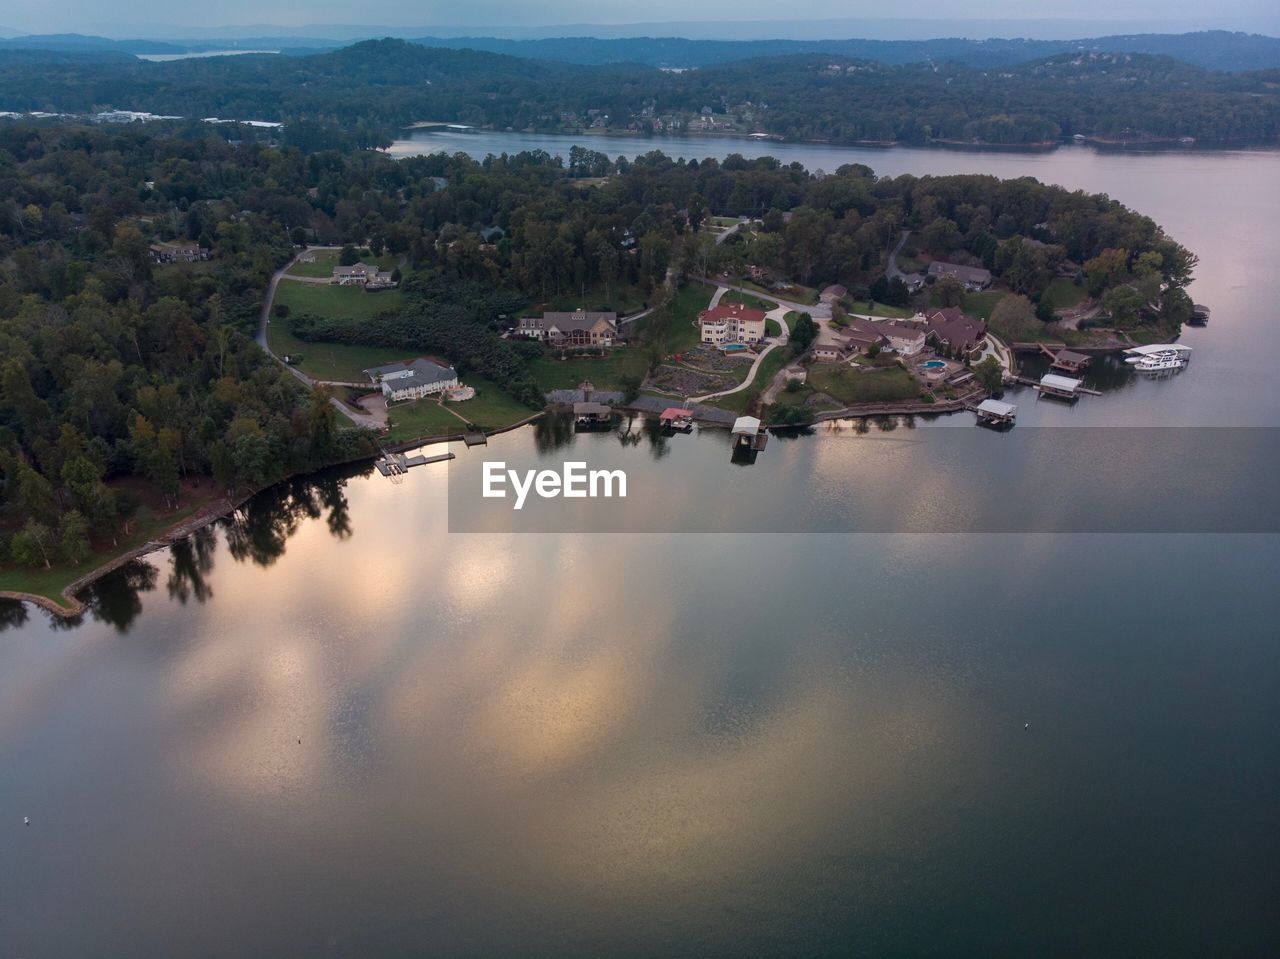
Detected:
left=255, top=247, right=382, bottom=430
left=885, top=231, right=912, bottom=284
left=713, top=219, right=747, bottom=245
left=976, top=331, right=1015, bottom=376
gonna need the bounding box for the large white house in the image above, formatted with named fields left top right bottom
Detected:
left=365, top=358, right=459, bottom=402
left=877, top=321, right=927, bottom=356
left=699, top=303, right=767, bottom=346
left=333, top=262, right=397, bottom=289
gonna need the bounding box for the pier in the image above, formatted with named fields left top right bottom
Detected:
left=375, top=450, right=455, bottom=478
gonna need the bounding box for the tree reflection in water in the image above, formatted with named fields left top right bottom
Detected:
left=12, top=467, right=364, bottom=633
left=533, top=411, right=575, bottom=453
left=167, top=525, right=218, bottom=605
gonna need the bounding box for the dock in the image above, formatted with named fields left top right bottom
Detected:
left=1012, top=374, right=1101, bottom=397
left=375, top=450, right=455, bottom=477
left=463, top=430, right=487, bottom=447
left=973, top=398, right=1017, bottom=428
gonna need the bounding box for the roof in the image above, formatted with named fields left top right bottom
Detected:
left=1055, top=349, right=1090, bottom=364
left=532, top=310, right=618, bottom=331
left=1124, top=343, right=1192, bottom=357
left=574, top=402, right=611, bottom=415
left=366, top=357, right=456, bottom=385
left=732, top=415, right=762, bottom=435
left=927, top=260, right=992, bottom=284
left=1040, top=373, right=1082, bottom=392
left=660, top=407, right=692, bottom=420
left=879, top=322, right=926, bottom=341
left=699, top=303, right=767, bottom=325
left=926, top=308, right=986, bottom=350
left=977, top=399, right=1017, bottom=416
left=820, top=284, right=847, bottom=299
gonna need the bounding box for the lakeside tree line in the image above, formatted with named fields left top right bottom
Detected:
left=0, top=40, right=1278, bottom=147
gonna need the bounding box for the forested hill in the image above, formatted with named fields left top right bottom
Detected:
left=1, top=39, right=1278, bottom=147
left=407, top=30, right=1280, bottom=73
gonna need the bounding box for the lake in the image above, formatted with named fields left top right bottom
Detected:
left=2, top=135, right=1279, bottom=957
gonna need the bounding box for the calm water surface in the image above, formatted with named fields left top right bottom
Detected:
left=3, top=137, right=1279, bottom=957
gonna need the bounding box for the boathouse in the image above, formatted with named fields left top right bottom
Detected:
left=1038, top=372, right=1082, bottom=400
left=975, top=398, right=1017, bottom=428
left=1050, top=349, right=1091, bottom=374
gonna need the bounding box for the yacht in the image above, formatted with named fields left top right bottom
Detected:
left=1123, top=343, right=1192, bottom=373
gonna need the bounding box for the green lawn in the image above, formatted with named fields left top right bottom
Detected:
left=267, top=324, right=407, bottom=383
left=805, top=365, right=921, bottom=405
left=844, top=299, right=915, bottom=319
left=642, top=284, right=715, bottom=354
left=0, top=497, right=217, bottom=608
left=723, top=290, right=778, bottom=312
left=962, top=291, right=1008, bottom=321
left=446, top=376, right=536, bottom=431
left=268, top=280, right=410, bottom=381
left=384, top=399, right=467, bottom=443
left=766, top=319, right=782, bottom=337
left=707, top=347, right=793, bottom=414
left=1042, top=278, right=1086, bottom=312
left=528, top=350, right=651, bottom=392
left=740, top=279, right=819, bottom=305
left=274, top=280, right=405, bottom=322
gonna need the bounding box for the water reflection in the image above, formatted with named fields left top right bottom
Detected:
left=167, top=525, right=217, bottom=605
left=0, top=598, right=28, bottom=632
left=224, top=467, right=363, bottom=568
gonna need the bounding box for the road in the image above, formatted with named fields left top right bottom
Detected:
left=885, top=230, right=912, bottom=284
left=255, top=247, right=383, bottom=430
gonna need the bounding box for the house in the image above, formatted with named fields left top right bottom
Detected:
left=517, top=310, right=618, bottom=347
left=333, top=262, right=397, bottom=289
left=927, top=260, right=992, bottom=290
left=925, top=308, right=987, bottom=355
left=843, top=318, right=890, bottom=353
left=811, top=340, right=853, bottom=363
left=878, top=321, right=927, bottom=356
left=699, top=303, right=767, bottom=346
left=820, top=284, right=847, bottom=304
left=364, top=358, right=459, bottom=402
left=149, top=242, right=209, bottom=264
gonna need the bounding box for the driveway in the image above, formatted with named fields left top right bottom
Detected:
left=255, top=246, right=382, bottom=430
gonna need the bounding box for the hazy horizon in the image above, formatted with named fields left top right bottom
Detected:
left=2, top=6, right=1278, bottom=43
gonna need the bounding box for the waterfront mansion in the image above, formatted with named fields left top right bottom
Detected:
left=699, top=302, right=767, bottom=346
left=517, top=310, right=618, bottom=346
left=364, top=358, right=459, bottom=402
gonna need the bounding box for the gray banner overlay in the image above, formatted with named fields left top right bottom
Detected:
left=445, top=426, right=1280, bottom=533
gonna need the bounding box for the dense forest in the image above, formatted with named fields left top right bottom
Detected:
left=0, top=121, right=1194, bottom=571
left=1, top=39, right=1278, bottom=146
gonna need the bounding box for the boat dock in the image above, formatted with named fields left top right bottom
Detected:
left=973, top=398, right=1018, bottom=428
left=1012, top=374, right=1101, bottom=397
left=463, top=430, right=487, bottom=447
left=375, top=451, right=456, bottom=477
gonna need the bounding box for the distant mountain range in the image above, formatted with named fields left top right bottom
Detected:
left=1, top=29, right=1279, bottom=73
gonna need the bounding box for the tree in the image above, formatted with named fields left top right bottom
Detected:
left=58, top=510, right=91, bottom=565
left=974, top=356, right=1004, bottom=393
left=791, top=312, right=818, bottom=353
left=930, top=275, right=966, bottom=308
left=339, top=244, right=359, bottom=266
left=10, top=519, right=54, bottom=569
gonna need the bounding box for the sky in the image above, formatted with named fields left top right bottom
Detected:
left=1, top=0, right=1277, bottom=38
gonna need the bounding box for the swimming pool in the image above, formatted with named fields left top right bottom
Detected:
left=920, top=360, right=946, bottom=370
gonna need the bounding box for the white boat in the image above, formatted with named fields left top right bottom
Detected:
left=1123, top=343, right=1191, bottom=373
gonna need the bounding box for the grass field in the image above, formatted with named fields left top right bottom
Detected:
left=962, top=291, right=1007, bottom=321
left=267, top=281, right=409, bottom=381
left=706, top=347, right=793, bottom=414
left=845, top=299, right=915, bottom=319
left=739, top=279, right=819, bottom=305
left=446, top=376, right=535, bottom=431
left=643, top=284, right=715, bottom=354
left=806, top=365, right=920, bottom=405
left=274, top=281, right=405, bottom=322
left=1042, top=279, right=1086, bottom=312
left=723, top=290, right=778, bottom=312
left=384, top=399, right=467, bottom=443
left=528, top=350, right=651, bottom=392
